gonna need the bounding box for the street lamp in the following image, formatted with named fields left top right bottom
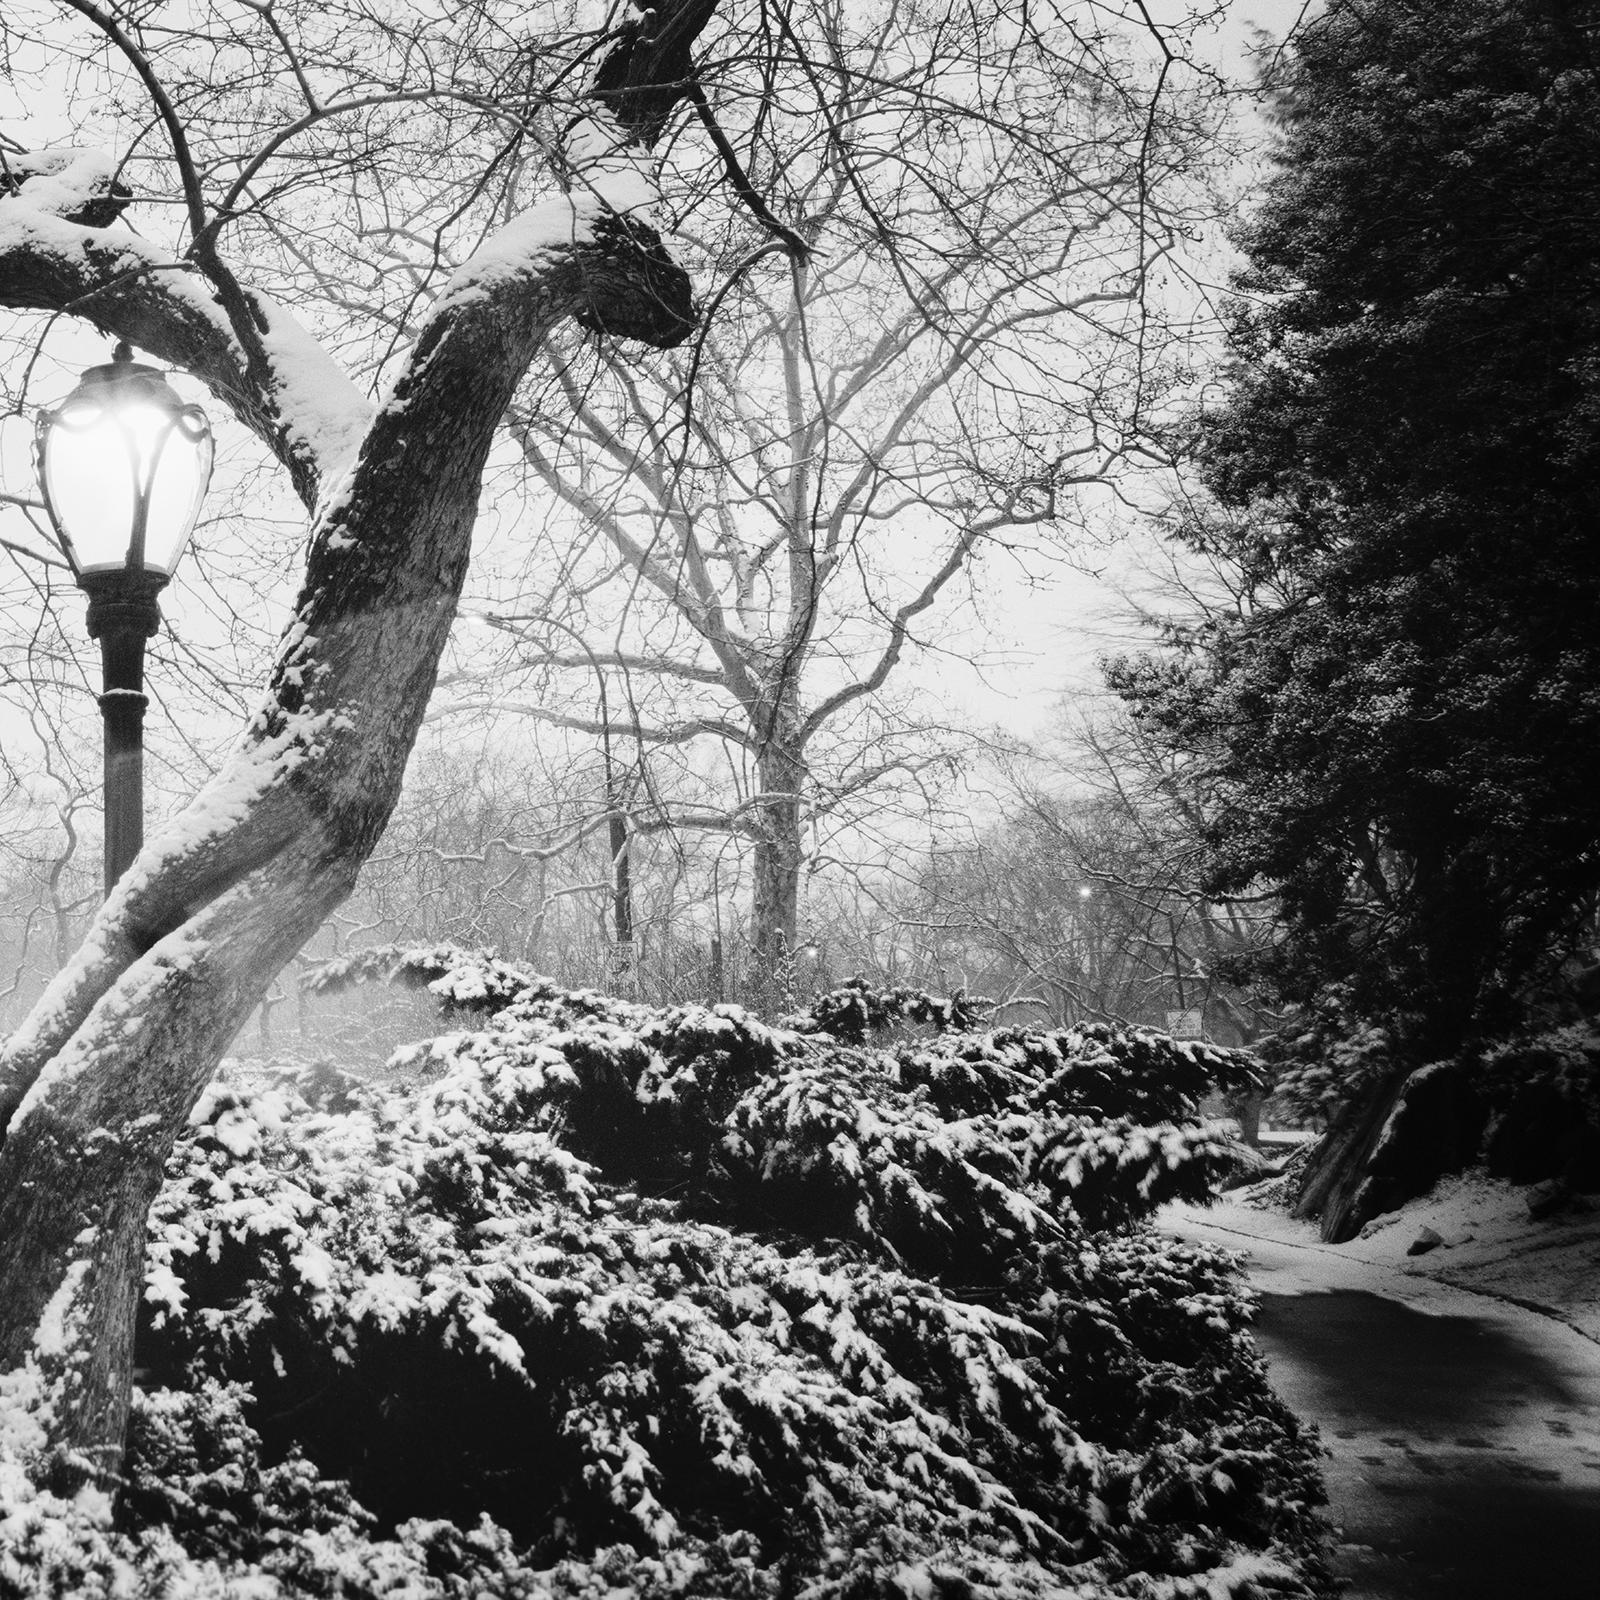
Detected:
left=35, top=343, right=213, bottom=896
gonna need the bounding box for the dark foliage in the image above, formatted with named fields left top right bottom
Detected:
left=1480, top=1021, right=1600, bottom=1192
left=1111, top=0, right=1600, bottom=1059
left=788, top=978, right=992, bottom=1043
left=1, top=962, right=1325, bottom=1597
left=302, top=944, right=562, bottom=1016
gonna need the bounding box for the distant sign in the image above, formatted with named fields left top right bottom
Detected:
left=606, top=939, right=635, bottom=987
left=1165, top=1009, right=1204, bottom=1040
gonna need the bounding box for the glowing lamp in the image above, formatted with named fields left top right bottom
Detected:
left=36, top=342, right=212, bottom=584
left=35, top=343, right=213, bottom=894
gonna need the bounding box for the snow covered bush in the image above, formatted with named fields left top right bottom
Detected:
left=1479, top=1020, right=1600, bottom=1191
left=2, top=954, right=1327, bottom=1598
left=786, top=978, right=991, bottom=1043
left=1260, top=992, right=1397, bottom=1128
left=1260, top=1002, right=1600, bottom=1205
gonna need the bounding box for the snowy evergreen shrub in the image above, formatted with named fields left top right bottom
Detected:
left=303, top=944, right=557, bottom=1019
left=121, top=1382, right=374, bottom=1563
left=4, top=953, right=1327, bottom=1598
left=1479, top=1020, right=1600, bottom=1190
left=1259, top=994, right=1396, bottom=1128
left=787, top=978, right=991, bottom=1043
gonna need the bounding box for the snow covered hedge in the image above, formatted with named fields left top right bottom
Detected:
left=1, top=952, right=1329, bottom=1598
left=1480, top=1020, right=1600, bottom=1191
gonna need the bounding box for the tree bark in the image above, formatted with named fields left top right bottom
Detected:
left=0, top=265, right=581, bottom=1472
left=750, top=716, right=806, bottom=987
left=1292, top=1072, right=1410, bottom=1242
left=1293, top=1062, right=1485, bottom=1242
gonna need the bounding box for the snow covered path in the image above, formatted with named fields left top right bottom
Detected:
left=1163, top=1200, right=1600, bottom=1600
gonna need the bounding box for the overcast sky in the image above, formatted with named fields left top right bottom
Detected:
left=1, top=1, right=1322, bottom=777
left=938, top=0, right=1319, bottom=739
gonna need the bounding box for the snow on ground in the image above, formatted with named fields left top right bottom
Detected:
left=1163, top=1166, right=1600, bottom=1344
left=1166, top=1168, right=1600, bottom=1600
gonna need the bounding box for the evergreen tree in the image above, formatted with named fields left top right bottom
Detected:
left=1111, top=0, right=1600, bottom=1236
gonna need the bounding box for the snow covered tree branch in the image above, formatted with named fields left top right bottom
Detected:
left=0, top=0, right=731, bottom=1475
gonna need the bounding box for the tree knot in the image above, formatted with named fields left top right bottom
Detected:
left=574, top=212, right=697, bottom=349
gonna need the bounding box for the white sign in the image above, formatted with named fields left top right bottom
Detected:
left=1165, top=1009, right=1204, bottom=1039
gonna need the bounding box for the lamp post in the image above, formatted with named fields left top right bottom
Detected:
left=35, top=343, right=213, bottom=897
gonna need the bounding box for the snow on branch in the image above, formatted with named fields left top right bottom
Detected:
left=0, top=0, right=736, bottom=1143
left=434, top=105, right=693, bottom=350
left=0, top=148, right=130, bottom=228
left=0, top=172, right=371, bottom=503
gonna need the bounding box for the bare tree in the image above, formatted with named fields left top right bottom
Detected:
left=0, top=0, right=738, bottom=1474
left=439, top=0, right=1228, bottom=972
left=0, top=772, right=98, bottom=1033
left=336, top=729, right=712, bottom=996
left=0, top=0, right=1231, bottom=1477
left=901, top=710, right=1280, bottom=1045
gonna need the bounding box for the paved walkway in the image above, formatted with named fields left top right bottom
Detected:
left=1164, top=1204, right=1600, bottom=1600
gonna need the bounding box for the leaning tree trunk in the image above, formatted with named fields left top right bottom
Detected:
left=0, top=283, right=536, bottom=1468
left=1292, top=1071, right=1413, bottom=1242
left=0, top=1, right=720, bottom=1478
left=1294, top=1060, right=1485, bottom=1242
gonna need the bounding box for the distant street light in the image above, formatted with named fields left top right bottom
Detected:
left=36, top=343, right=213, bottom=896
